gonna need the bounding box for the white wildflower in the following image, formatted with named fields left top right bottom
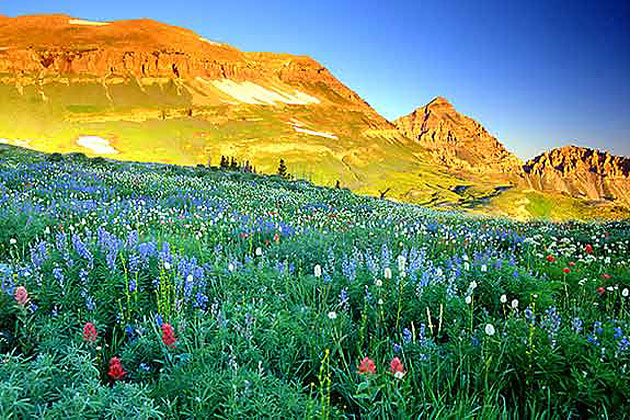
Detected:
left=397, top=255, right=406, bottom=273
left=485, top=324, right=496, bottom=336
left=314, top=264, right=322, bottom=278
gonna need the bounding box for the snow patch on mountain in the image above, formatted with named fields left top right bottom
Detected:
left=210, top=79, right=320, bottom=105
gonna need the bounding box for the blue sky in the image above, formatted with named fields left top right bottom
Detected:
left=2, top=0, right=629, bottom=158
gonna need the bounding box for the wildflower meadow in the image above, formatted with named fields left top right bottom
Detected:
left=0, top=146, right=629, bottom=418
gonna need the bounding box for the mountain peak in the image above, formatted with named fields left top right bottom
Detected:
left=523, top=146, right=630, bottom=205
left=393, top=97, right=521, bottom=174
left=427, top=96, right=453, bottom=107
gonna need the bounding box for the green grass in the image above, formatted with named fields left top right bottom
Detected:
left=1, top=79, right=627, bottom=221
left=0, top=145, right=628, bottom=418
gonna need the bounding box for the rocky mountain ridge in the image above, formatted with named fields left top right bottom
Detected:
left=393, top=97, right=522, bottom=174
left=522, top=146, right=630, bottom=205
left=0, top=14, right=384, bottom=121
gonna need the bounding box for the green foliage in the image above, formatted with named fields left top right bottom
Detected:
left=0, top=146, right=628, bottom=418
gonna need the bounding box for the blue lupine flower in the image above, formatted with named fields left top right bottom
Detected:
left=53, top=267, right=64, bottom=287
left=418, top=323, right=427, bottom=346
left=321, top=272, right=330, bottom=284
left=129, top=253, right=139, bottom=273
left=125, top=325, right=135, bottom=339
left=381, top=244, right=391, bottom=269
left=30, top=241, right=49, bottom=269
left=364, top=285, right=372, bottom=304
left=339, top=287, right=349, bottom=310
left=572, top=317, right=583, bottom=332
left=402, top=328, right=412, bottom=344
left=72, top=234, right=93, bottom=263
left=86, top=295, right=95, bottom=311
left=545, top=307, right=561, bottom=335
left=194, top=291, right=208, bottom=310
left=524, top=308, right=535, bottom=322
left=614, top=327, right=623, bottom=339
left=126, top=230, right=139, bottom=249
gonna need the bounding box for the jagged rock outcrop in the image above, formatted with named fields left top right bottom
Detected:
left=394, top=97, right=522, bottom=173
left=522, top=146, right=630, bottom=205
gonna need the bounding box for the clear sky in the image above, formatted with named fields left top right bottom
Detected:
left=2, top=0, right=629, bottom=159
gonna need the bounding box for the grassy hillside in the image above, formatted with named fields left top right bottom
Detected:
left=0, top=145, right=629, bottom=418
left=0, top=76, right=484, bottom=204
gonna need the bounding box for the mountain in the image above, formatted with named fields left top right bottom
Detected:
left=0, top=14, right=469, bottom=205
left=522, top=146, right=630, bottom=206
left=393, top=97, right=522, bottom=174
left=0, top=14, right=627, bottom=220
left=393, top=98, right=630, bottom=219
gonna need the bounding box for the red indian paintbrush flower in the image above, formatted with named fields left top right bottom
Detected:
left=108, top=357, right=126, bottom=380
left=601, top=273, right=612, bottom=280
left=546, top=255, right=556, bottom=262
left=357, top=357, right=376, bottom=375
left=389, top=357, right=406, bottom=379
left=161, top=323, right=177, bottom=347
left=563, top=267, right=571, bottom=274
left=597, top=287, right=606, bottom=295
left=82, top=322, right=98, bottom=343
left=585, top=244, right=594, bottom=254
left=14, top=286, right=29, bottom=305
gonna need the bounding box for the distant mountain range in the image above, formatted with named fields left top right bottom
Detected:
left=0, top=14, right=628, bottom=220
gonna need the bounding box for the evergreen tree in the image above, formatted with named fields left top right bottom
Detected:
left=220, top=156, right=228, bottom=169
left=277, top=159, right=289, bottom=179
left=230, top=157, right=238, bottom=171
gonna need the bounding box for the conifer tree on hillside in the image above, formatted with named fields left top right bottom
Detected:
left=220, top=156, right=229, bottom=169
left=230, top=157, right=238, bottom=170
left=277, top=159, right=289, bottom=179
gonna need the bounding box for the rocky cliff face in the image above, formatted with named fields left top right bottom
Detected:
left=522, top=146, right=630, bottom=205
left=0, top=14, right=385, bottom=121
left=394, top=97, right=522, bottom=173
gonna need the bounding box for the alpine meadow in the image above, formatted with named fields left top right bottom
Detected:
left=1, top=4, right=629, bottom=419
